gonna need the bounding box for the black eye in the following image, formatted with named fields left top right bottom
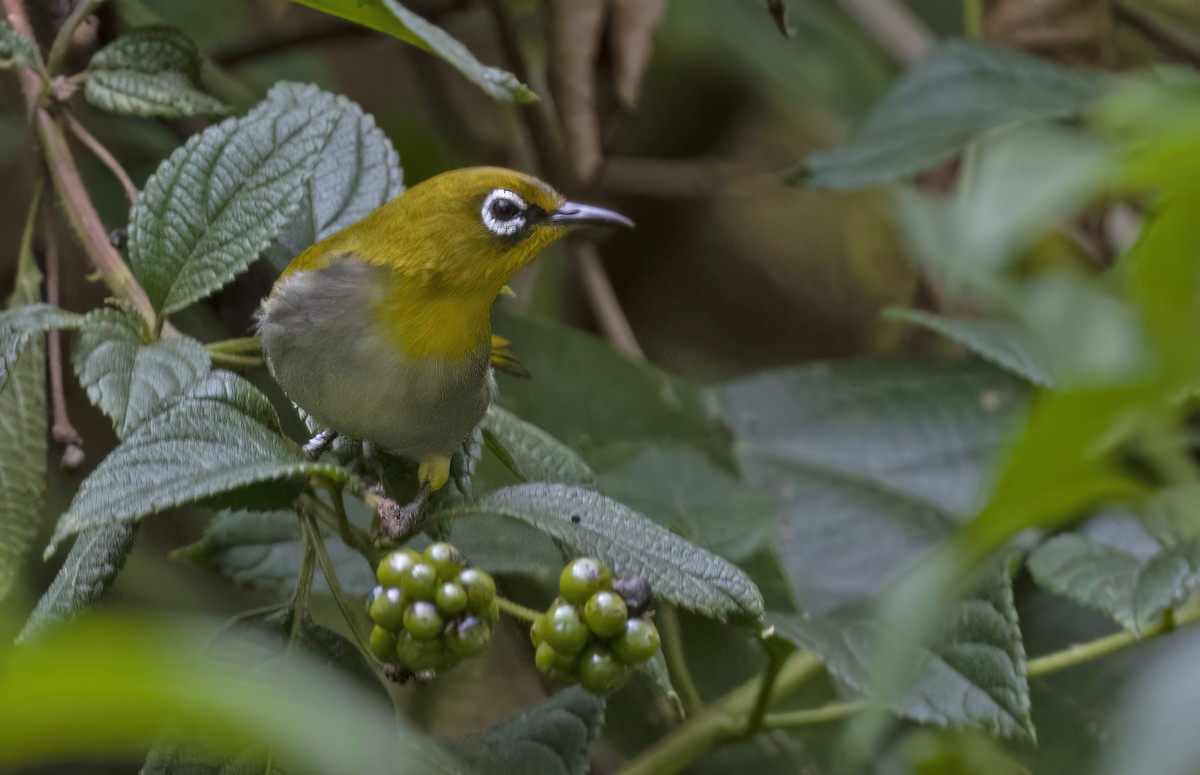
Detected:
left=490, top=198, right=520, bottom=221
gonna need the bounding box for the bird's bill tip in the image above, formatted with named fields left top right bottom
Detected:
left=547, top=202, right=634, bottom=229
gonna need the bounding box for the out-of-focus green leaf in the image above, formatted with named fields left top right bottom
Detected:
left=884, top=309, right=1055, bottom=387
left=445, top=687, right=604, bottom=775
left=492, top=312, right=724, bottom=464
left=721, top=359, right=1025, bottom=613
left=436, top=483, right=765, bottom=622
left=482, top=406, right=596, bottom=486
left=129, top=84, right=338, bottom=314
left=288, top=0, right=535, bottom=103
left=596, top=445, right=776, bottom=562
left=176, top=509, right=376, bottom=597
left=0, top=20, right=40, bottom=70
left=85, top=26, right=230, bottom=118
left=1027, top=528, right=1200, bottom=635
left=0, top=303, right=81, bottom=395
left=772, top=559, right=1032, bottom=741
left=0, top=615, right=463, bottom=773
left=804, top=41, right=1107, bottom=188
left=0, top=199, right=48, bottom=604
left=47, top=371, right=346, bottom=553
left=265, top=83, right=403, bottom=270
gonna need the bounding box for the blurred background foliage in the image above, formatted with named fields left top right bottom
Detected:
left=8, top=0, right=1200, bottom=773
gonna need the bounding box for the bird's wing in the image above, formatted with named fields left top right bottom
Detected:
left=490, top=335, right=531, bottom=379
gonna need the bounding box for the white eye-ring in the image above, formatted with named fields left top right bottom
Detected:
left=482, top=188, right=528, bottom=237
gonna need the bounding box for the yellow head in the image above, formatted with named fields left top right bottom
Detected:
left=292, top=167, right=632, bottom=295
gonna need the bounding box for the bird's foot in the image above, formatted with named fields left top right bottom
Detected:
left=303, top=428, right=337, bottom=460
left=372, top=481, right=432, bottom=547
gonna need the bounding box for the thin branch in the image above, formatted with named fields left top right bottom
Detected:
left=495, top=596, right=541, bottom=623
left=761, top=699, right=868, bottom=730
left=207, top=351, right=263, bottom=368
left=573, top=240, right=644, bottom=359
left=835, top=0, right=934, bottom=66
left=43, top=214, right=84, bottom=471
left=62, top=111, right=137, bottom=205
left=298, top=507, right=377, bottom=663
left=657, top=605, right=703, bottom=717
left=1113, top=1, right=1200, bottom=69
left=47, top=0, right=106, bottom=75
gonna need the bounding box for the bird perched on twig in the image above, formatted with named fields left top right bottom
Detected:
left=258, top=167, right=632, bottom=534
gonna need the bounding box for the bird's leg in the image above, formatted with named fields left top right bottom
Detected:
left=373, top=481, right=432, bottom=546
left=303, top=428, right=337, bottom=460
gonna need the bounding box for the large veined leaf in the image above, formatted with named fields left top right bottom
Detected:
left=265, top=83, right=403, bottom=270
left=482, top=406, right=596, bottom=486
left=885, top=309, right=1055, bottom=388
left=802, top=40, right=1108, bottom=189
left=289, top=0, right=535, bottom=103
left=85, top=26, right=230, bottom=118
left=445, top=688, right=604, bottom=775
left=0, top=207, right=48, bottom=603
left=176, top=509, right=376, bottom=597
left=0, top=19, right=39, bottom=70
left=46, top=371, right=346, bottom=552
left=772, top=559, right=1033, bottom=741
left=436, top=483, right=765, bottom=622
left=721, top=359, right=1026, bottom=614
left=128, top=85, right=338, bottom=315
left=0, top=303, right=81, bottom=395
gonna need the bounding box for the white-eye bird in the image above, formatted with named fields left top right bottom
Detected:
left=258, top=167, right=631, bottom=499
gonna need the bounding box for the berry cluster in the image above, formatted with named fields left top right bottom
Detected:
left=531, top=558, right=660, bottom=695
left=366, top=542, right=498, bottom=673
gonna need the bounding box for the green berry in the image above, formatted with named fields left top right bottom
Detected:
left=376, top=549, right=421, bottom=587
left=368, top=625, right=397, bottom=661
left=435, top=582, right=469, bottom=615
left=457, top=568, right=497, bottom=615
left=446, top=615, right=491, bottom=658
left=543, top=601, right=590, bottom=656
left=423, top=542, right=465, bottom=579
left=584, top=590, right=628, bottom=638
left=535, top=641, right=578, bottom=684
left=395, top=630, right=452, bottom=672
left=404, top=600, right=445, bottom=641
left=365, top=584, right=384, bottom=615
left=612, top=618, right=660, bottom=664
left=530, top=614, right=547, bottom=647
left=402, top=562, right=439, bottom=601
left=578, top=644, right=630, bottom=695
left=368, top=587, right=406, bottom=631
left=559, top=558, right=612, bottom=605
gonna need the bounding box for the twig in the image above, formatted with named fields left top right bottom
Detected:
left=1113, top=1, right=1200, bottom=69
left=572, top=240, right=644, bottom=359
left=296, top=490, right=374, bottom=561
left=205, top=336, right=261, bottom=355
left=761, top=699, right=868, bottom=730
left=495, top=596, right=541, bottom=623
left=207, top=351, right=263, bottom=368
left=657, top=605, right=703, bottom=717
left=298, top=507, right=378, bottom=664
left=62, top=111, right=137, bottom=205
left=286, top=534, right=318, bottom=647
left=43, top=214, right=84, bottom=471
left=835, top=0, right=934, bottom=66
left=47, top=0, right=106, bottom=75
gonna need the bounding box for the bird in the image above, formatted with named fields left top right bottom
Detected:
left=258, top=166, right=632, bottom=518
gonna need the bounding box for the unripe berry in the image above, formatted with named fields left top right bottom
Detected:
left=559, top=558, right=612, bottom=604
left=402, top=562, right=439, bottom=601
left=530, top=614, right=547, bottom=647
left=404, top=600, right=445, bottom=641
left=543, top=601, right=589, bottom=656
left=578, top=644, right=630, bottom=695
left=395, top=630, right=452, bottom=672
left=435, top=581, right=469, bottom=615
left=365, top=584, right=383, bottom=615
left=376, top=549, right=421, bottom=587
left=446, top=615, right=491, bottom=658
left=457, top=568, right=497, bottom=615
left=368, top=625, right=397, bottom=661
left=368, top=587, right=406, bottom=631
left=584, top=590, right=628, bottom=638
left=612, top=618, right=660, bottom=664
left=423, top=542, right=465, bottom=579
left=535, top=642, right=578, bottom=684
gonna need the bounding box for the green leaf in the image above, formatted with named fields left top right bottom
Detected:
left=1027, top=525, right=1200, bottom=635
left=803, top=40, right=1107, bottom=189
left=721, top=359, right=1026, bottom=613
left=16, top=524, right=136, bottom=643
left=72, top=309, right=211, bottom=438
left=46, top=371, right=346, bottom=552
left=436, top=483, right=765, bottom=622
left=596, top=445, right=776, bottom=562
left=264, top=82, right=403, bottom=270
left=884, top=309, right=1055, bottom=387
left=482, top=406, right=596, bottom=486
left=85, top=26, right=231, bottom=118
left=289, top=0, right=535, bottom=103
left=0, top=208, right=48, bottom=604
left=128, top=85, right=338, bottom=314
left=176, top=509, right=376, bottom=597
left=0, top=303, right=82, bottom=395
left=772, top=560, right=1033, bottom=740
left=1, top=615, right=464, bottom=773
left=0, top=19, right=40, bottom=70
left=492, top=312, right=723, bottom=464
left=445, top=687, right=604, bottom=775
